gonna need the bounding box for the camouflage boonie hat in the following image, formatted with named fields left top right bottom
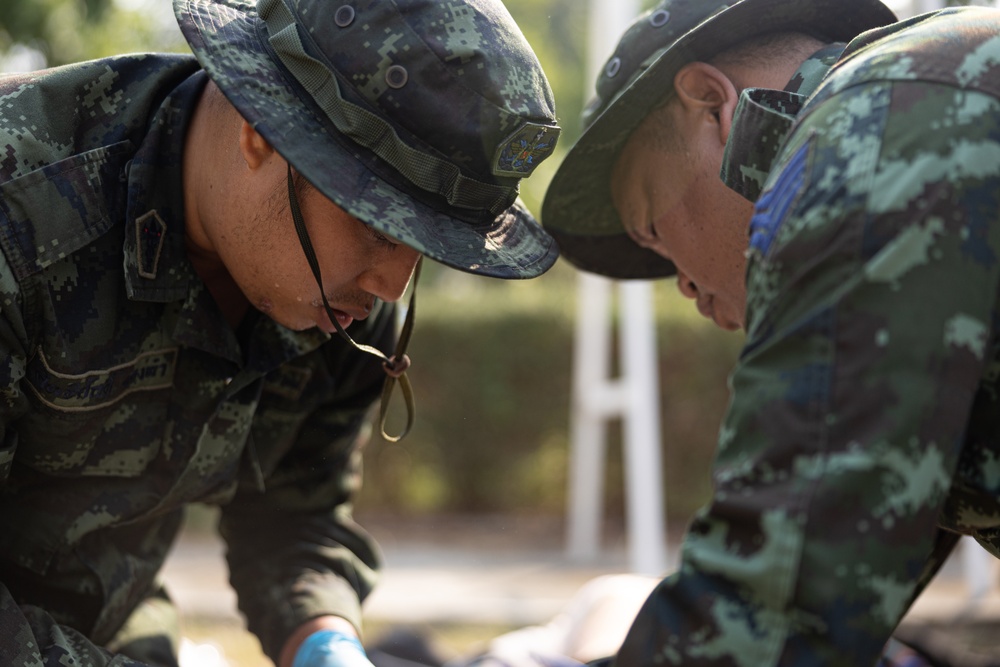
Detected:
left=174, top=0, right=561, bottom=279
left=541, top=0, right=896, bottom=280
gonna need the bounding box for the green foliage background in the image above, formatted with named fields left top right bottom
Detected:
left=367, top=262, right=741, bottom=523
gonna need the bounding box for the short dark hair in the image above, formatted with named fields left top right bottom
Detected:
left=711, top=31, right=827, bottom=75
left=634, top=31, right=827, bottom=156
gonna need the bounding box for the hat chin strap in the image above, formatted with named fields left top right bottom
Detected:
left=287, top=165, right=419, bottom=442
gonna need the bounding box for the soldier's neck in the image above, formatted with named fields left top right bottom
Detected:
left=182, top=87, right=251, bottom=331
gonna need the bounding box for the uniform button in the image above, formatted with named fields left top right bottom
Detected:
left=335, top=5, right=355, bottom=27
left=385, top=64, right=409, bottom=89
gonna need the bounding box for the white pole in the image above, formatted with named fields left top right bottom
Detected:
left=567, top=274, right=613, bottom=560
left=620, top=282, right=667, bottom=574
left=566, top=0, right=667, bottom=576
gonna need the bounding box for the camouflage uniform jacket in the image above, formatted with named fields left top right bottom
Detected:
left=0, top=54, right=395, bottom=665
left=614, top=8, right=1000, bottom=666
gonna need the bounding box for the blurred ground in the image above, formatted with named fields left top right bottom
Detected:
left=163, top=513, right=1000, bottom=666
left=167, top=513, right=632, bottom=665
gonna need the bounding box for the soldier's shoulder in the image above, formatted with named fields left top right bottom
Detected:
left=0, top=54, right=198, bottom=280
left=0, top=139, right=133, bottom=281
left=824, top=7, right=1000, bottom=98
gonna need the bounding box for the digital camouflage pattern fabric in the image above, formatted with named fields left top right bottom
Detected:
left=607, top=7, right=1000, bottom=667
left=720, top=43, right=847, bottom=203
left=0, top=55, right=392, bottom=666
left=175, top=0, right=561, bottom=280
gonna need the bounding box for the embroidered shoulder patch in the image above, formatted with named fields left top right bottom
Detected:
left=749, top=141, right=811, bottom=258
left=135, top=210, right=167, bottom=279
left=493, top=122, right=560, bottom=178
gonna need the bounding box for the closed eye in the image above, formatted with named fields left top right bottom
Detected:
left=368, top=225, right=398, bottom=250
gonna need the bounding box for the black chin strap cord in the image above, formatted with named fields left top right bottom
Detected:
left=288, top=165, right=419, bottom=442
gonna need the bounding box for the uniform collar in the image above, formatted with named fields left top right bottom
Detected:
left=122, top=70, right=206, bottom=303
left=720, top=43, right=847, bottom=202
left=121, top=70, right=330, bottom=366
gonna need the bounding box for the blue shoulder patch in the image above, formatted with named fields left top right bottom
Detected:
left=748, top=141, right=810, bottom=257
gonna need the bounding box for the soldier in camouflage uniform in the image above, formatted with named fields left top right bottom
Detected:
left=0, top=0, right=560, bottom=665
left=543, top=0, right=1000, bottom=665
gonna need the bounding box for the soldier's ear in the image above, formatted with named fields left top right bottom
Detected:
left=238, top=120, right=276, bottom=171
left=673, top=62, right=740, bottom=145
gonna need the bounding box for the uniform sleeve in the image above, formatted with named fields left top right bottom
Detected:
left=218, top=302, right=398, bottom=662
left=0, top=232, right=144, bottom=666
left=614, top=81, right=1000, bottom=666
left=0, top=239, right=29, bottom=481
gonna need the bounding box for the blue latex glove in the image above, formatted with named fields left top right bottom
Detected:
left=291, top=629, right=376, bottom=667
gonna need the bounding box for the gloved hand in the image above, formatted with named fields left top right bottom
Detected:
left=292, top=629, right=377, bottom=667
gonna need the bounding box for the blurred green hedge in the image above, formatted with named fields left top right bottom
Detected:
left=360, top=260, right=743, bottom=525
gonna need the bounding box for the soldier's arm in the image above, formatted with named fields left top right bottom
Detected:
left=218, top=302, right=397, bottom=664
left=613, top=81, right=1000, bottom=665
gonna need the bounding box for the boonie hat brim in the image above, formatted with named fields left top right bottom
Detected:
left=175, top=0, right=559, bottom=279
left=542, top=0, right=897, bottom=280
